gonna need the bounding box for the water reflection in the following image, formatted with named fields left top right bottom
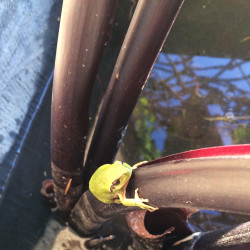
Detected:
left=121, top=52, right=250, bottom=232
left=125, top=53, right=250, bottom=162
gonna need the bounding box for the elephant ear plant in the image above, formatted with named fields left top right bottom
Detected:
left=42, top=0, right=250, bottom=248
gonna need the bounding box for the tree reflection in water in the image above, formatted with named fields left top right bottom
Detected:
left=120, top=53, right=250, bottom=231
left=123, top=53, right=250, bottom=162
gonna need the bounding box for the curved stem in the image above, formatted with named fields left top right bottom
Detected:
left=70, top=145, right=250, bottom=235
left=84, top=0, right=185, bottom=184
left=51, top=0, right=117, bottom=213
left=129, top=156, right=250, bottom=214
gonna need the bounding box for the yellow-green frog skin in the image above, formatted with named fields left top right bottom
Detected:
left=89, top=161, right=158, bottom=212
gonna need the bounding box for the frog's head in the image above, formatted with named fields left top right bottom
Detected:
left=89, top=161, right=133, bottom=203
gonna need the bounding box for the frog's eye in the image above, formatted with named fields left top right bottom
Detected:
left=112, top=179, right=120, bottom=186
left=110, top=178, right=120, bottom=192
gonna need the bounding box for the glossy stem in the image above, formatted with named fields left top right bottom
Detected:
left=70, top=145, right=250, bottom=235
left=51, top=0, right=117, bottom=213
left=84, top=0, right=185, bottom=184
left=129, top=156, right=250, bottom=214
left=184, top=222, right=250, bottom=249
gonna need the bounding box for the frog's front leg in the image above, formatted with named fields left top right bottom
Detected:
left=118, top=187, right=158, bottom=212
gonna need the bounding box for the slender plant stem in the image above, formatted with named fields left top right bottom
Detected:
left=84, top=0, right=185, bottom=184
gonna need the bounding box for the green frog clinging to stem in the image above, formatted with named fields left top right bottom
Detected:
left=89, top=161, right=158, bottom=212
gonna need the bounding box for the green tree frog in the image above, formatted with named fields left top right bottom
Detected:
left=89, top=161, right=158, bottom=212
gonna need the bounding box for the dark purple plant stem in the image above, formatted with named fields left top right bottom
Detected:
left=51, top=0, right=117, bottom=214
left=84, top=0, right=185, bottom=184
left=129, top=156, right=250, bottom=214
left=70, top=145, right=250, bottom=235
left=180, top=222, right=250, bottom=249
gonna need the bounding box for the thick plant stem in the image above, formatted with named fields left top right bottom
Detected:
left=129, top=157, right=250, bottom=214
left=51, top=0, right=117, bottom=214
left=84, top=0, right=185, bottom=184
left=70, top=145, right=250, bottom=235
